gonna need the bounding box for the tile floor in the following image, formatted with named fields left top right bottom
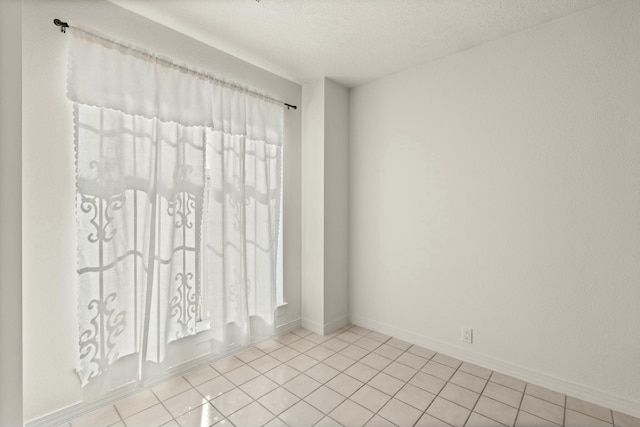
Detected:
left=64, top=325, right=640, bottom=427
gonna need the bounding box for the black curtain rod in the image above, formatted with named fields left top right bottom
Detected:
left=52, top=18, right=298, bottom=110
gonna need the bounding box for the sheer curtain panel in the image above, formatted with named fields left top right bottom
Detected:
left=68, top=28, right=283, bottom=390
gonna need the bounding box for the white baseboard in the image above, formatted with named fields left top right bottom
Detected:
left=351, top=315, right=640, bottom=419
left=301, top=315, right=350, bottom=335
left=275, top=318, right=302, bottom=335
left=323, top=314, right=350, bottom=335
left=26, top=319, right=303, bottom=427
left=300, top=318, right=325, bottom=335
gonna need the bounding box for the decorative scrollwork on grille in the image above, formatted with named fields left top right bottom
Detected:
left=80, top=194, right=126, bottom=243
left=78, top=292, right=127, bottom=380
left=170, top=272, right=197, bottom=339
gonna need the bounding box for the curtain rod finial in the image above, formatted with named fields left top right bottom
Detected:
left=53, top=18, right=69, bottom=33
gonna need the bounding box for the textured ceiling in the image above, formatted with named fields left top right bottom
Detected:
left=109, top=0, right=609, bottom=87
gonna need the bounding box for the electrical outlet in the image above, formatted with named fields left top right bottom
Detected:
left=462, top=327, right=473, bottom=344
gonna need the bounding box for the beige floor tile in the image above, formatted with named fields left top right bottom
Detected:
left=373, top=344, right=404, bottom=360
left=515, top=410, right=560, bottom=427
left=152, top=376, right=193, bottom=401
left=344, top=362, right=379, bottom=383
left=565, top=409, right=613, bottom=427
left=367, top=372, right=404, bottom=396
left=367, top=331, right=391, bottom=343
left=235, top=347, right=265, bottom=364
left=364, top=415, right=395, bottom=427
left=489, top=372, right=526, bottom=392
left=315, top=416, right=344, bottom=427
left=274, top=333, right=301, bottom=346
left=263, top=417, right=289, bottom=427
left=249, top=354, right=281, bottom=374
left=474, top=396, right=518, bottom=427
left=459, top=362, right=492, bottom=380
left=567, top=397, right=613, bottom=423
left=449, top=370, right=487, bottom=393
left=341, top=345, right=369, bottom=361
left=466, top=412, right=506, bottom=427
left=255, top=339, right=284, bottom=354
left=386, top=338, right=411, bottom=351
left=107, top=422, right=125, bottom=427
left=115, top=390, right=160, bottom=419
left=415, top=412, right=452, bottom=427
left=324, top=353, right=357, bottom=371
left=378, top=398, right=422, bottom=427
left=225, top=365, right=261, bottom=386
left=271, top=346, right=301, bottom=363
left=395, top=383, right=435, bottom=411
left=329, top=400, right=374, bottom=427
left=483, top=381, right=523, bottom=408
left=283, top=373, right=322, bottom=398
left=210, top=356, right=244, bottom=374
left=382, top=361, right=417, bottom=382
left=426, top=397, right=470, bottom=427
left=70, top=405, right=121, bottom=427
left=520, top=394, right=564, bottom=425
left=326, top=373, right=364, bottom=397
left=360, top=353, right=393, bottom=371
left=210, top=388, right=253, bottom=417
left=306, top=333, right=333, bottom=344
left=291, top=328, right=313, bottom=338
left=350, top=385, right=391, bottom=413
left=163, top=388, right=208, bottom=418
left=525, top=383, right=565, bottom=406
left=123, top=404, right=172, bottom=427
left=306, top=345, right=335, bottom=361
left=336, top=331, right=362, bottom=343
left=407, top=345, right=436, bottom=360
left=323, top=338, right=350, bottom=352
left=353, top=337, right=382, bottom=352
left=304, top=386, right=346, bottom=413
left=174, top=403, right=224, bottom=427
left=279, top=401, right=324, bottom=427
left=288, top=338, right=317, bottom=353
left=409, top=371, right=447, bottom=394
left=349, top=326, right=372, bottom=336
left=257, top=387, right=300, bottom=416
left=439, top=382, right=480, bottom=409
left=183, top=365, right=220, bottom=387
left=264, top=364, right=300, bottom=385
left=227, top=401, right=274, bottom=427
left=239, top=375, right=279, bottom=399
left=395, top=352, right=428, bottom=370
left=159, top=421, right=179, bottom=427
left=613, top=411, right=640, bottom=427
left=432, top=353, right=462, bottom=369
left=287, top=354, right=319, bottom=372
left=421, top=361, right=456, bottom=381
left=195, top=376, right=235, bottom=400
left=305, top=362, right=340, bottom=384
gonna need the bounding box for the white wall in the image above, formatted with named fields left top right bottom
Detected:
left=323, top=79, right=350, bottom=328
left=350, top=0, right=640, bottom=416
left=22, top=0, right=302, bottom=422
left=301, top=78, right=350, bottom=334
left=0, top=0, right=23, bottom=425
left=301, top=79, right=326, bottom=330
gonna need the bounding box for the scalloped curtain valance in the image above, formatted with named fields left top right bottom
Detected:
left=68, top=27, right=283, bottom=145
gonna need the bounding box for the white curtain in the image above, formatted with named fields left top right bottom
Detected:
left=69, top=28, right=283, bottom=388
